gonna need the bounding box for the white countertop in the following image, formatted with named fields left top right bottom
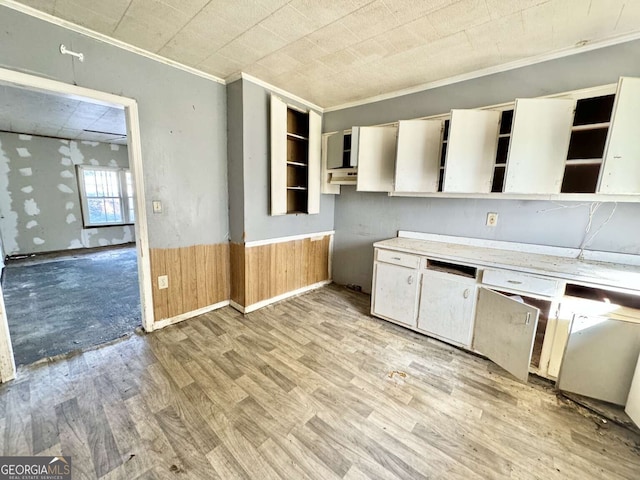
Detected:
left=374, top=237, right=640, bottom=293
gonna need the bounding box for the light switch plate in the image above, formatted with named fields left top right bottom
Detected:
left=152, top=200, right=162, bottom=214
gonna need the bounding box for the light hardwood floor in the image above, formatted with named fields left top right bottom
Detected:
left=1, top=285, right=639, bottom=479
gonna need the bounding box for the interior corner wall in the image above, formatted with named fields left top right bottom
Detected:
left=241, top=78, right=334, bottom=242
left=227, top=79, right=245, bottom=244
left=0, top=132, right=132, bottom=255
left=0, top=6, right=230, bottom=322
left=324, top=39, right=640, bottom=293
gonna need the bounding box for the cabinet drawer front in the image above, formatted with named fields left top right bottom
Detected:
left=376, top=249, right=421, bottom=269
left=482, top=269, right=561, bottom=297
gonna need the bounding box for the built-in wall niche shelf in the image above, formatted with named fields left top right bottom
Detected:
left=271, top=94, right=321, bottom=215
left=321, top=77, right=640, bottom=202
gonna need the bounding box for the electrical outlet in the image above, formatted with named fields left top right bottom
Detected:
left=152, top=200, right=162, bottom=214
left=486, top=212, right=498, bottom=227
left=158, top=275, right=169, bottom=289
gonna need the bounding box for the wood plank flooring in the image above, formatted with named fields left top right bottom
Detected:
left=1, top=284, right=639, bottom=479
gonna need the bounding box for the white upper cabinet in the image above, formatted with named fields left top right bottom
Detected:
left=504, top=98, right=576, bottom=194
left=326, top=130, right=345, bottom=170
left=443, top=109, right=500, bottom=193
left=394, top=119, right=443, bottom=193
left=355, top=125, right=398, bottom=192
left=598, top=77, right=640, bottom=194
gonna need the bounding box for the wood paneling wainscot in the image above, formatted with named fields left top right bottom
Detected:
left=150, top=243, right=230, bottom=323
left=231, top=233, right=332, bottom=312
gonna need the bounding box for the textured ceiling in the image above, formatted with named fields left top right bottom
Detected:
left=0, top=84, right=127, bottom=144
left=12, top=0, right=640, bottom=107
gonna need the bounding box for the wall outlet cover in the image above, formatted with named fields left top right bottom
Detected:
left=158, top=275, right=169, bottom=289
left=152, top=200, right=162, bottom=214
left=486, top=212, right=498, bottom=227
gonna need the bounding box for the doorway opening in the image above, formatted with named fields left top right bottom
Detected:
left=0, top=68, right=153, bottom=381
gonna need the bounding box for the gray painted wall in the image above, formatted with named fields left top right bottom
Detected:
left=0, top=6, right=228, bottom=249
left=240, top=79, right=334, bottom=242
left=324, top=40, right=640, bottom=293
left=0, top=132, right=132, bottom=255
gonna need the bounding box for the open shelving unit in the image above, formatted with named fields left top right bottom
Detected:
left=561, top=94, right=615, bottom=193
left=271, top=94, right=320, bottom=215
left=286, top=108, right=309, bottom=214
left=492, top=109, right=513, bottom=192
left=438, top=119, right=450, bottom=192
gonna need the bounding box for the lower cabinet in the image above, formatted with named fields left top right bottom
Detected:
left=417, top=269, right=476, bottom=347
left=371, top=261, right=419, bottom=327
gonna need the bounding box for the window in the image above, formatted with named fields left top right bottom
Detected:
left=77, top=166, right=135, bottom=227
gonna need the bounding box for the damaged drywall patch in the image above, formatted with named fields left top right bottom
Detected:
left=33, top=237, right=44, bottom=245
left=57, top=184, right=74, bottom=194
left=21, top=186, right=33, bottom=193
left=24, top=198, right=40, bottom=216
left=25, top=220, right=37, bottom=229
left=16, top=147, right=31, bottom=158
left=0, top=139, right=19, bottom=254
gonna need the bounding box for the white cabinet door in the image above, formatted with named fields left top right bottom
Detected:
left=443, top=109, right=500, bottom=193
left=598, top=77, right=640, bottom=194
left=321, top=133, right=340, bottom=194
left=473, top=288, right=540, bottom=382
left=557, top=315, right=640, bottom=405
left=626, top=355, right=640, bottom=427
left=326, top=130, right=344, bottom=170
left=372, top=262, right=419, bottom=327
left=394, top=119, right=443, bottom=192
left=417, top=270, right=476, bottom=347
left=355, top=125, right=398, bottom=192
left=270, top=95, right=287, bottom=216
left=307, top=110, right=321, bottom=214
left=503, top=98, right=575, bottom=194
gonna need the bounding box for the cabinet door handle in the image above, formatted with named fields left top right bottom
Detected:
left=391, top=256, right=401, bottom=261
left=463, top=288, right=470, bottom=299
left=525, top=312, right=531, bottom=325
left=507, top=280, right=523, bottom=285
left=407, top=275, right=414, bottom=285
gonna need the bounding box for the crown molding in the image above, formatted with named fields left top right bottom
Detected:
left=234, top=72, right=324, bottom=113
left=323, top=29, right=640, bottom=113
left=0, top=0, right=225, bottom=85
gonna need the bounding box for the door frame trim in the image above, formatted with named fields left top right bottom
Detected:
left=0, top=67, right=155, bottom=382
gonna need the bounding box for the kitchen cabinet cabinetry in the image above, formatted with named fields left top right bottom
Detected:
left=598, top=76, right=640, bottom=194
left=323, top=77, right=640, bottom=201
left=443, top=109, right=500, bottom=193
left=503, top=98, right=576, bottom=194
left=371, top=250, right=420, bottom=327
left=354, top=125, right=398, bottom=192
left=372, top=233, right=640, bottom=418
left=394, top=119, right=443, bottom=193
left=270, top=95, right=321, bottom=215
left=417, top=268, right=476, bottom=347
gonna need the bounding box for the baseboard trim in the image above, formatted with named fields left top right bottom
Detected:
left=152, top=300, right=230, bottom=330
left=230, top=280, right=332, bottom=314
